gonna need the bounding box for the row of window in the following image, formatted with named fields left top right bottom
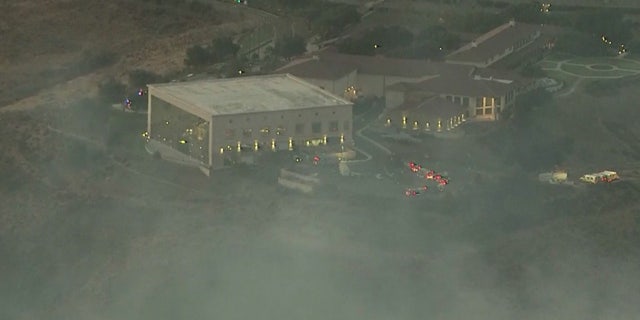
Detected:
left=224, top=120, right=350, bottom=139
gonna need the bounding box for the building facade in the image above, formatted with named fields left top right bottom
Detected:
left=146, top=74, right=353, bottom=175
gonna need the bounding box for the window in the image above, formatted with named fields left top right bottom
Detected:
left=476, top=109, right=483, bottom=116
left=476, top=98, right=482, bottom=108
left=343, top=120, right=350, bottom=131
left=242, top=128, right=252, bottom=138
left=225, top=128, right=235, bottom=138
left=295, top=123, right=304, bottom=134
left=484, top=108, right=492, bottom=115
left=329, top=120, right=339, bottom=132
left=462, top=97, right=469, bottom=107
left=454, top=96, right=461, bottom=105
left=311, top=121, right=322, bottom=134
left=483, top=97, right=492, bottom=107
left=495, top=97, right=501, bottom=105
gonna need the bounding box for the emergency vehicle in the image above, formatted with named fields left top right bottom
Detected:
left=579, top=171, right=619, bottom=184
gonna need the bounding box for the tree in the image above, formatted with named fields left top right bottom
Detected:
left=211, top=37, right=240, bottom=61
left=184, top=45, right=215, bottom=67
left=310, top=4, right=360, bottom=40
left=574, top=9, right=633, bottom=44
left=128, top=69, right=161, bottom=89
left=502, top=2, right=545, bottom=24
left=337, top=25, right=414, bottom=56
left=273, top=35, right=307, bottom=59
left=554, top=31, right=609, bottom=57
left=98, top=77, right=126, bottom=103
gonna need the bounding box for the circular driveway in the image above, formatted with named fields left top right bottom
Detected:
left=541, top=56, right=640, bottom=79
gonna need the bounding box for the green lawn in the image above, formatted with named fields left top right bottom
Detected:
left=538, top=60, right=559, bottom=69
left=567, top=57, right=640, bottom=70
left=544, top=52, right=575, bottom=62
left=560, top=63, right=638, bottom=78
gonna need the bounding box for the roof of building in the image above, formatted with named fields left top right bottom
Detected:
left=276, top=49, right=529, bottom=97
left=446, top=21, right=543, bottom=64
left=413, top=74, right=517, bottom=97
left=148, top=74, right=352, bottom=116
left=277, top=50, right=471, bottom=79
left=396, top=95, right=466, bottom=120
left=276, top=57, right=356, bottom=80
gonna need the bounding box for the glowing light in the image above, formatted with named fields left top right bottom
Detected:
left=413, top=121, right=419, bottom=130
left=271, top=139, right=276, bottom=151
left=386, top=118, right=391, bottom=126
left=323, top=135, right=327, bottom=145
left=402, top=116, right=407, bottom=129
left=237, top=141, right=241, bottom=152
left=425, top=122, right=430, bottom=131
left=254, top=140, right=259, bottom=151
left=179, top=139, right=187, bottom=144
left=220, top=148, right=224, bottom=154
left=437, top=120, right=442, bottom=132
left=340, top=134, right=344, bottom=144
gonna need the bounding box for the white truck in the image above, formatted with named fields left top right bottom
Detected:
left=579, top=171, right=619, bottom=184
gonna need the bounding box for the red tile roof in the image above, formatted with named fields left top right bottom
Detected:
left=278, top=49, right=528, bottom=97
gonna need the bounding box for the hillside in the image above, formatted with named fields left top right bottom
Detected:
left=0, top=0, right=269, bottom=110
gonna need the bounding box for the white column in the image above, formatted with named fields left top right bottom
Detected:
left=147, top=89, right=152, bottom=136
left=209, top=116, right=214, bottom=167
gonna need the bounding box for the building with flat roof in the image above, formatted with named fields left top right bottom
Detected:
left=146, top=74, right=354, bottom=175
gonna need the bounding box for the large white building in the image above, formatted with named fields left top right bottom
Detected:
left=146, top=74, right=354, bottom=175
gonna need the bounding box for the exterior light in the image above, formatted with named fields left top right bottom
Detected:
left=254, top=140, right=259, bottom=151
left=340, top=134, right=344, bottom=144
left=425, top=122, right=430, bottom=131
left=402, top=116, right=407, bottom=128
left=413, top=121, right=419, bottom=130
left=220, top=148, right=224, bottom=154
left=437, top=120, right=442, bottom=132
left=288, top=137, right=293, bottom=150
left=386, top=118, right=391, bottom=126
left=165, top=121, right=169, bottom=125
left=271, top=139, right=276, bottom=151
left=323, top=135, right=327, bottom=144
left=237, top=141, right=241, bottom=152
left=306, top=140, right=310, bottom=146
